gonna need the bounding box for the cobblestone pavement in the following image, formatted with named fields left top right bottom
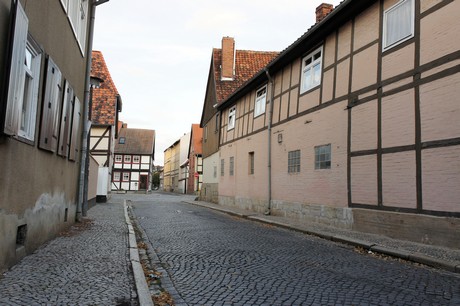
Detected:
left=130, top=192, right=460, bottom=306
left=0, top=201, right=137, bottom=306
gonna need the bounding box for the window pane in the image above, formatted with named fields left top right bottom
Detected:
left=313, top=63, right=321, bottom=85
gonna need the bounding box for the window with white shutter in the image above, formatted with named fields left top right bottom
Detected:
left=3, top=1, right=28, bottom=136
left=39, top=57, right=62, bottom=152
left=3, top=2, right=42, bottom=142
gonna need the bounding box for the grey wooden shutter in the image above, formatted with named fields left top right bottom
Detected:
left=39, top=57, right=62, bottom=152
left=58, top=81, right=74, bottom=157
left=4, top=1, right=28, bottom=136
left=69, top=96, right=81, bottom=161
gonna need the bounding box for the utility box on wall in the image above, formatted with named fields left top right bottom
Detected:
left=97, top=167, right=109, bottom=202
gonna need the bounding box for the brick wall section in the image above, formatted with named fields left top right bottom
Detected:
left=221, top=37, right=235, bottom=79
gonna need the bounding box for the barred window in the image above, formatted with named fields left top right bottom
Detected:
left=315, top=144, right=331, bottom=169
left=248, top=152, right=254, bottom=175
left=288, top=150, right=301, bottom=173
left=229, top=157, right=234, bottom=176
left=221, top=159, right=225, bottom=176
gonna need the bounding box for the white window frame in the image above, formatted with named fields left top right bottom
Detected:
left=66, top=0, right=88, bottom=55
left=122, top=172, right=130, bottom=182
left=300, top=46, right=323, bottom=94
left=383, top=0, right=415, bottom=52
left=115, top=155, right=122, bottom=163
left=254, top=86, right=267, bottom=118
left=18, top=40, right=41, bottom=141
left=60, top=0, right=69, bottom=12
left=113, top=172, right=121, bottom=182
left=227, top=106, right=236, bottom=130
left=133, top=155, right=140, bottom=163
left=124, top=155, right=132, bottom=164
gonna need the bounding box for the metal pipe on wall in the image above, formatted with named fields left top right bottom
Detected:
left=265, top=68, right=274, bottom=215
left=77, top=0, right=109, bottom=221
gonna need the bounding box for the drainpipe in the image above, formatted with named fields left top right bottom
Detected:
left=77, top=0, right=110, bottom=221
left=265, top=68, right=274, bottom=215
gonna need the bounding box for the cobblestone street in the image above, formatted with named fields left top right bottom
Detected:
left=0, top=202, right=136, bottom=306
left=132, top=193, right=460, bottom=306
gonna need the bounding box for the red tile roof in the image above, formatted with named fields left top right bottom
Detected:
left=91, top=51, right=120, bottom=125
left=213, top=49, right=279, bottom=104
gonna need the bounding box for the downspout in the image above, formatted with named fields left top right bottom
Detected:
left=265, top=68, right=274, bottom=215
left=77, top=0, right=109, bottom=221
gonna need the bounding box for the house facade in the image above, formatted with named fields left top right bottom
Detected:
left=112, top=125, right=155, bottom=192
left=216, top=0, right=460, bottom=247
left=0, top=0, right=92, bottom=271
left=199, top=37, right=279, bottom=203
left=163, top=142, right=177, bottom=192
left=187, top=124, right=203, bottom=195
left=89, top=50, right=122, bottom=202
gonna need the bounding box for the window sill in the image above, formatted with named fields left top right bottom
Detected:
left=299, top=85, right=320, bottom=97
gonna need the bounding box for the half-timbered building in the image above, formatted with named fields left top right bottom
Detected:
left=112, top=125, right=155, bottom=192
left=187, top=124, right=203, bottom=195
left=199, top=37, right=279, bottom=203
left=216, top=0, right=460, bottom=247
left=89, top=50, right=122, bottom=201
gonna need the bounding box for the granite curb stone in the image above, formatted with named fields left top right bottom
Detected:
left=124, top=201, right=154, bottom=306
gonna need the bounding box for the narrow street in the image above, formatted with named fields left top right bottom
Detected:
left=130, top=193, right=460, bottom=305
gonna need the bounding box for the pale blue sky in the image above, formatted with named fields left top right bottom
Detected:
left=93, top=0, right=343, bottom=165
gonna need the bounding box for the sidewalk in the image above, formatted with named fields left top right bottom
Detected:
left=0, top=201, right=139, bottom=306
left=183, top=199, right=460, bottom=274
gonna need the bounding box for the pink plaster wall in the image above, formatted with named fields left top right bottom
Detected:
left=351, top=100, right=378, bottom=152
left=382, top=151, right=417, bottom=209
left=420, top=73, right=460, bottom=142
left=381, top=89, right=415, bottom=148
left=420, top=0, right=460, bottom=65
left=422, top=146, right=460, bottom=212
left=270, top=101, right=348, bottom=207
left=351, top=155, right=378, bottom=205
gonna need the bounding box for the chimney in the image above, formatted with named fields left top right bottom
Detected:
left=316, top=3, right=334, bottom=23
left=221, top=36, right=235, bottom=80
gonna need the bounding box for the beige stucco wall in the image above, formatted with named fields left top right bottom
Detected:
left=0, top=0, right=88, bottom=271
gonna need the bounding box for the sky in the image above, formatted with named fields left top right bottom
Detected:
left=92, top=0, right=343, bottom=166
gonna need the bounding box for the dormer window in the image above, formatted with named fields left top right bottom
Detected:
left=119, top=137, right=125, bottom=144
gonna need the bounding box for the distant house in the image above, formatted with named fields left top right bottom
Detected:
left=112, top=124, right=155, bottom=192
left=89, top=50, right=122, bottom=202
left=163, top=140, right=179, bottom=192
left=214, top=1, right=460, bottom=248
left=163, top=133, right=191, bottom=194
left=199, top=37, right=279, bottom=203
left=187, top=124, right=203, bottom=195
left=0, top=0, right=95, bottom=271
